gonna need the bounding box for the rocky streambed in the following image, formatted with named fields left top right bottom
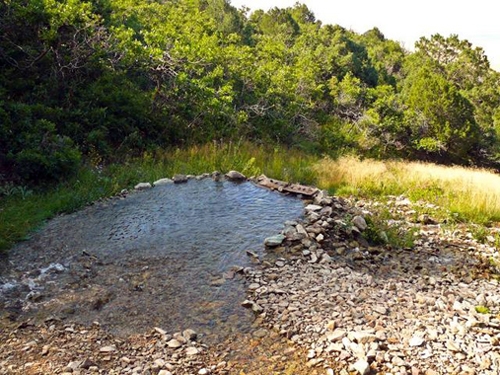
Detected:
left=1, top=172, right=500, bottom=375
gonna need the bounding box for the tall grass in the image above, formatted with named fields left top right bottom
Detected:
left=108, top=141, right=318, bottom=185
left=314, top=156, right=500, bottom=224
left=0, top=142, right=317, bottom=252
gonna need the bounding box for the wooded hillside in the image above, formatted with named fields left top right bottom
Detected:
left=1, top=0, right=499, bottom=183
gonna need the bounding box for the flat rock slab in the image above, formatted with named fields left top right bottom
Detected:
left=256, top=175, right=318, bottom=197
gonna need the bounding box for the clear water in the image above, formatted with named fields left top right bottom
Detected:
left=2, top=179, right=304, bottom=342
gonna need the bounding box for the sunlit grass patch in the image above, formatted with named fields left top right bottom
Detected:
left=314, top=156, right=500, bottom=224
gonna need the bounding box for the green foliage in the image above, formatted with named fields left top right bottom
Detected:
left=363, top=211, right=416, bottom=248
left=401, top=58, right=480, bottom=162
left=1, top=0, right=500, bottom=186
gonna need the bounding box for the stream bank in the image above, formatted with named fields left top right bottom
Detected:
left=1, top=172, right=500, bottom=374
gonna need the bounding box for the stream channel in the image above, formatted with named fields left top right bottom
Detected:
left=0, top=178, right=305, bottom=344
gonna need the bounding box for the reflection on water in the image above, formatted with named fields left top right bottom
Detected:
left=5, top=179, right=304, bottom=342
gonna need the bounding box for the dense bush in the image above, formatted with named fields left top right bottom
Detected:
left=1, top=0, right=499, bottom=183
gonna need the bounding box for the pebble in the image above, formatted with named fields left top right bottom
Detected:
left=185, top=347, right=199, bottom=356
left=409, top=336, right=425, bottom=347
left=167, top=339, right=182, bottom=349
left=353, top=359, right=370, bottom=375
left=240, top=193, right=500, bottom=375
left=99, top=346, right=116, bottom=353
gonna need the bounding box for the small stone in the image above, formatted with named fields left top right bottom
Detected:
left=153, top=178, right=173, bottom=186
left=99, top=346, right=116, bottom=353
left=66, top=361, right=82, bottom=371
left=158, top=371, right=173, bottom=375
left=373, top=305, right=388, bottom=315
left=305, top=204, right=323, bottom=211
left=252, top=303, right=264, bottom=314
left=350, top=331, right=377, bottom=344
left=185, top=347, right=199, bottom=355
left=173, top=174, right=188, bottom=183
left=173, top=332, right=187, bottom=343
left=246, top=250, right=259, bottom=258
left=353, top=359, right=370, bottom=375
left=198, top=368, right=210, bottom=374
left=296, top=224, right=308, bottom=236
left=409, top=336, right=425, bottom=347
left=183, top=329, right=197, bottom=341
left=264, top=234, right=285, bottom=247
left=210, top=278, right=225, bottom=287
left=225, top=170, right=246, bottom=181
left=241, top=300, right=254, bottom=308
left=81, top=358, right=97, bottom=369
left=446, top=340, right=461, bottom=352
left=167, top=339, right=182, bottom=349
left=154, top=327, right=167, bottom=336
left=327, top=329, right=346, bottom=342
left=307, top=349, right=316, bottom=359
left=326, top=320, right=336, bottom=331
left=352, top=216, right=367, bottom=231
left=154, top=359, right=166, bottom=368
left=395, top=197, right=412, bottom=206
left=253, top=329, right=268, bottom=338
left=134, top=182, right=152, bottom=190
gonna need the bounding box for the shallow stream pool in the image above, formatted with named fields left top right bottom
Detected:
left=1, top=178, right=304, bottom=343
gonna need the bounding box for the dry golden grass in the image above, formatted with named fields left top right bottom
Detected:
left=314, top=156, right=500, bottom=223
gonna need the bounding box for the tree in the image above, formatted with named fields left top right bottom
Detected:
left=415, top=34, right=500, bottom=162
left=401, top=58, right=480, bottom=162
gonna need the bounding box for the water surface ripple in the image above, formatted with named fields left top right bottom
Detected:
left=3, top=179, right=304, bottom=342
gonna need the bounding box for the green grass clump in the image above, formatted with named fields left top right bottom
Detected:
left=363, top=210, right=416, bottom=248
left=475, top=305, right=491, bottom=314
